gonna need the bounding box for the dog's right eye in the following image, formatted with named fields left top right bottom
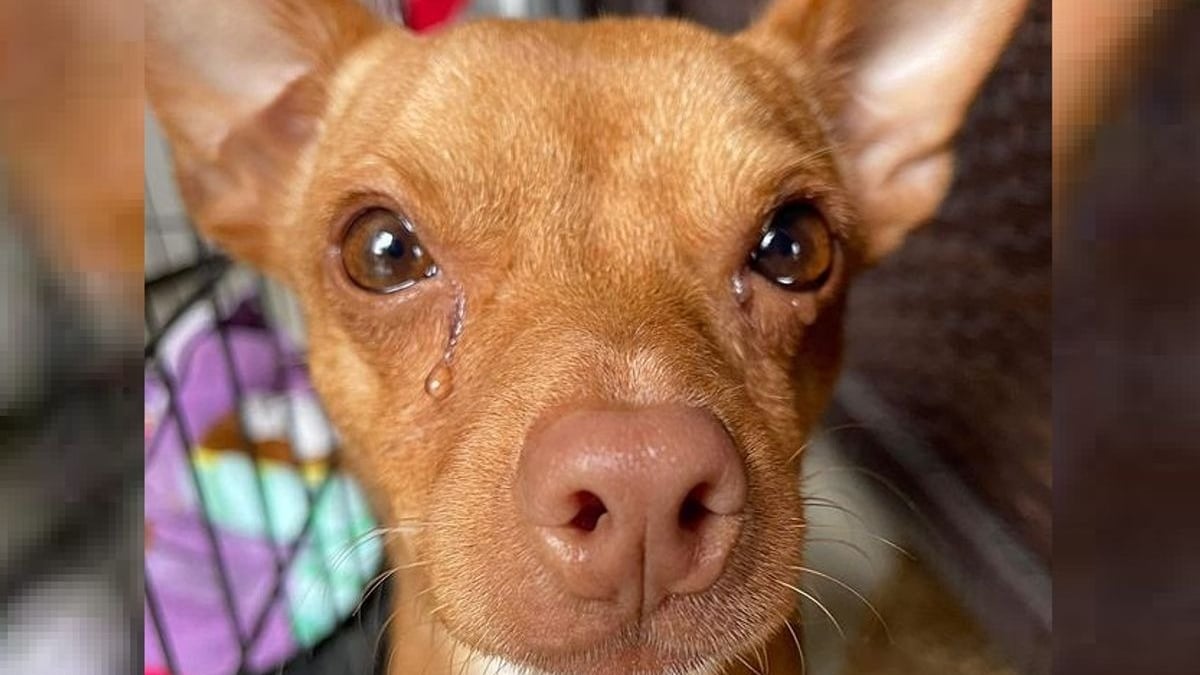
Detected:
left=749, top=201, right=834, bottom=290
left=341, top=208, right=438, bottom=293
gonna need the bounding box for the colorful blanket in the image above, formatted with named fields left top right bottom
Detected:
left=144, top=297, right=382, bottom=675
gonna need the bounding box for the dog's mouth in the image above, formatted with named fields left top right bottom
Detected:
left=517, top=649, right=715, bottom=675
left=477, top=656, right=719, bottom=675
left=447, top=625, right=728, bottom=675
left=528, top=616, right=724, bottom=675
left=424, top=554, right=795, bottom=675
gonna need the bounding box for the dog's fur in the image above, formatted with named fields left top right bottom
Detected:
left=146, top=1, right=1025, bottom=673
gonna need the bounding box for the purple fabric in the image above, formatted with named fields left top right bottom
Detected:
left=145, top=513, right=296, bottom=675
left=145, top=299, right=305, bottom=674
left=146, top=300, right=294, bottom=520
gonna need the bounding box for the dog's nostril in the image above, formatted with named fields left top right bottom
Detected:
left=568, top=491, right=608, bottom=532
left=678, top=485, right=712, bottom=531
left=518, top=406, right=748, bottom=604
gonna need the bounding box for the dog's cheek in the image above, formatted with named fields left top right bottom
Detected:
left=303, top=316, right=446, bottom=519
left=735, top=291, right=847, bottom=465
left=419, top=436, right=547, bottom=654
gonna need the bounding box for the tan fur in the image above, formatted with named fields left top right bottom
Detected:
left=146, top=1, right=1026, bottom=672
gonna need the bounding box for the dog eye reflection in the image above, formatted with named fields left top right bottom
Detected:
left=342, top=208, right=438, bottom=292
left=749, top=201, right=834, bottom=290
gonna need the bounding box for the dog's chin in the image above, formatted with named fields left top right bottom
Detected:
left=449, top=627, right=727, bottom=675
left=465, top=650, right=720, bottom=675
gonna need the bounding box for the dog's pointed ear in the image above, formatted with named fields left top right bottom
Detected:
left=147, top=0, right=383, bottom=273
left=740, top=0, right=1028, bottom=261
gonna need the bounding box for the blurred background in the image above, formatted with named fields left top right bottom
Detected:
left=1054, top=3, right=1200, bottom=675
left=0, top=1, right=1196, bottom=674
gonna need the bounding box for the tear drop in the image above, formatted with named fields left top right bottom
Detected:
left=424, top=361, right=453, bottom=400
left=731, top=270, right=751, bottom=305
left=790, top=295, right=818, bottom=325
left=445, top=284, right=465, bottom=359
left=424, top=283, right=466, bottom=402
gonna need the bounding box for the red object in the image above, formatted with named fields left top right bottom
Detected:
left=145, top=667, right=171, bottom=675
left=405, top=0, right=467, bottom=32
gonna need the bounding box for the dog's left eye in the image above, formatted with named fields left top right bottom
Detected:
left=341, top=208, right=438, bottom=293
left=749, top=201, right=834, bottom=290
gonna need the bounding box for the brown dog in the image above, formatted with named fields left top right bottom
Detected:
left=147, top=1, right=1026, bottom=673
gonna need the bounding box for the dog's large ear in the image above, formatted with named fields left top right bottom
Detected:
left=740, top=0, right=1028, bottom=261
left=146, top=0, right=382, bottom=273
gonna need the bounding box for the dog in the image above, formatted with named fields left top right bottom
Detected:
left=146, top=1, right=1026, bottom=673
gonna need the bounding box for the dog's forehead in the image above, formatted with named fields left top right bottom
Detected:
left=350, top=19, right=797, bottom=125
left=312, top=19, right=833, bottom=252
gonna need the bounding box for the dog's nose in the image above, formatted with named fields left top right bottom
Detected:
left=516, top=405, right=746, bottom=613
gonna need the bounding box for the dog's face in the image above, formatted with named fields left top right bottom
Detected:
left=305, top=20, right=849, bottom=673
left=148, top=2, right=1025, bottom=673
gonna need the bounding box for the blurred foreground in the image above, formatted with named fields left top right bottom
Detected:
left=0, top=0, right=1196, bottom=673
left=0, top=0, right=141, bottom=673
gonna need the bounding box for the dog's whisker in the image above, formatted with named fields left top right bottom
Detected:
left=777, top=581, right=846, bottom=640
left=384, top=632, right=401, bottom=675
left=413, top=583, right=439, bottom=603
left=329, top=537, right=375, bottom=581
left=373, top=608, right=401, bottom=675
left=463, top=638, right=487, bottom=672
left=354, top=566, right=400, bottom=617
left=802, top=537, right=877, bottom=568
left=751, top=642, right=767, bottom=674
left=784, top=617, right=807, bottom=675
left=804, top=525, right=914, bottom=559
left=787, top=441, right=813, bottom=466
left=476, top=649, right=492, bottom=675
left=788, top=423, right=871, bottom=464
left=461, top=647, right=480, bottom=675
left=293, top=525, right=408, bottom=622
left=805, top=464, right=930, bottom=528
left=801, top=496, right=870, bottom=528
left=791, top=565, right=893, bottom=644
left=733, top=651, right=765, bottom=675
left=354, top=558, right=428, bottom=616
left=330, top=523, right=423, bottom=574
